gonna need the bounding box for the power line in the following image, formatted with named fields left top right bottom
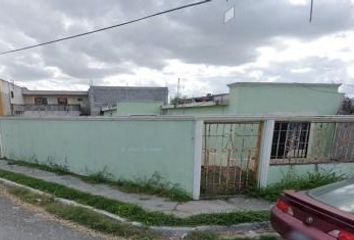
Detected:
left=0, top=0, right=212, bottom=56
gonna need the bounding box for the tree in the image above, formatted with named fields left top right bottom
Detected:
left=338, top=97, right=354, bottom=115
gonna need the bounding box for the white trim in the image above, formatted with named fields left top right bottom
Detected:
left=192, top=120, right=203, bottom=200
left=258, top=120, right=275, bottom=188
left=0, top=120, right=3, bottom=158
left=228, top=82, right=342, bottom=88
left=0, top=133, right=3, bottom=159
left=2, top=115, right=354, bottom=122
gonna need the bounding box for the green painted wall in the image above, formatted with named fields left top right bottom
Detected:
left=0, top=118, right=196, bottom=195
left=267, top=163, right=354, bottom=185
left=229, top=84, right=342, bottom=115
left=103, top=102, right=162, bottom=117
left=113, top=102, right=163, bottom=116
left=164, top=105, right=228, bottom=115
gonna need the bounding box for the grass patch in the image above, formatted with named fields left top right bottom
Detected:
left=248, top=171, right=344, bottom=202
left=7, top=159, right=71, bottom=176
left=0, top=168, right=269, bottom=226
left=5, top=159, right=191, bottom=202
left=8, top=187, right=159, bottom=239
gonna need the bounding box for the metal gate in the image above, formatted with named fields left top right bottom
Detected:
left=201, top=121, right=263, bottom=197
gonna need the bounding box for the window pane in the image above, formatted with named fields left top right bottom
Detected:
left=308, top=180, right=354, bottom=213
left=271, top=121, right=310, bottom=159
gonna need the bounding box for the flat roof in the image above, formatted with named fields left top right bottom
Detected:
left=90, top=86, right=168, bottom=90
left=22, top=89, right=88, bottom=96
left=228, top=82, right=342, bottom=88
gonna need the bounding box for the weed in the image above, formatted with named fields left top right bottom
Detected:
left=84, top=166, right=114, bottom=184
left=6, top=158, right=71, bottom=176
left=47, top=156, right=70, bottom=175
left=3, top=158, right=191, bottom=202
left=0, top=168, right=269, bottom=226
left=248, top=170, right=344, bottom=202
left=117, top=172, right=191, bottom=202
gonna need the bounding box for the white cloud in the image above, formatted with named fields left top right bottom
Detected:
left=288, top=0, right=308, bottom=6
left=290, top=67, right=313, bottom=73
left=0, top=0, right=354, bottom=97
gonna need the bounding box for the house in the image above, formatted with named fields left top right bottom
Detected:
left=0, top=79, right=168, bottom=117
left=162, top=82, right=344, bottom=116
left=102, top=82, right=343, bottom=118
left=0, top=79, right=352, bottom=199
left=14, top=89, right=90, bottom=117
left=0, top=79, right=24, bottom=116
left=89, top=86, right=168, bottom=116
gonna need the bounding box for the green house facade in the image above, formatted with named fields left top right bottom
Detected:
left=163, top=82, right=343, bottom=116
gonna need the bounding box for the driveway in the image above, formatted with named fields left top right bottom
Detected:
left=0, top=190, right=105, bottom=240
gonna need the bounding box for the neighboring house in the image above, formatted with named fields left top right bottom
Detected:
left=162, top=82, right=343, bottom=116
left=14, top=89, right=90, bottom=117
left=0, top=79, right=168, bottom=117
left=90, top=86, right=168, bottom=116
left=0, top=79, right=24, bottom=116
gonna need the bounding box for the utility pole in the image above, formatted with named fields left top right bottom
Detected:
left=173, top=78, right=181, bottom=108
left=177, top=78, right=181, bottom=99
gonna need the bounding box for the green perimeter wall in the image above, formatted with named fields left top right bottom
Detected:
left=267, top=163, right=354, bottom=185
left=229, top=84, right=342, bottom=115
left=0, top=118, right=196, bottom=195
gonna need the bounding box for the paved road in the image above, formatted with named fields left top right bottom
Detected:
left=0, top=192, right=103, bottom=240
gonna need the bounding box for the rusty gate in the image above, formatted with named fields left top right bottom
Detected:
left=201, top=121, right=263, bottom=197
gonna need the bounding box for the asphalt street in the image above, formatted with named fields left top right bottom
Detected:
left=0, top=191, right=103, bottom=240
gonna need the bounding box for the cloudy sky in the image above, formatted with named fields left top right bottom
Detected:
left=0, top=0, right=354, bottom=97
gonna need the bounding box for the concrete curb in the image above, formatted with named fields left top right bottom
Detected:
left=0, top=177, right=273, bottom=238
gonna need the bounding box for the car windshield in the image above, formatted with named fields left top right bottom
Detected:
left=308, top=179, right=354, bottom=213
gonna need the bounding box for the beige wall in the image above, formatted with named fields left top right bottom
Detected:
left=23, top=95, right=89, bottom=112
left=0, top=79, right=24, bottom=116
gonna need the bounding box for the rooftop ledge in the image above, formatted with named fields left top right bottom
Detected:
left=161, top=101, right=229, bottom=110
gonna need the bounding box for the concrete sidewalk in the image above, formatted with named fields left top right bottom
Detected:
left=0, top=160, right=272, bottom=218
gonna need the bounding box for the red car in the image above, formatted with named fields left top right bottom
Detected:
left=271, top=179, right=354, bottom=240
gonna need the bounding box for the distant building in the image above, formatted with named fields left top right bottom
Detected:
left=0, top=79, right=168, bottom=117
left=15, top=89, right=90, bottom=117
left=0, top=79, right=24, bottom=116
left=89, top=86, right=168, bottom=116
